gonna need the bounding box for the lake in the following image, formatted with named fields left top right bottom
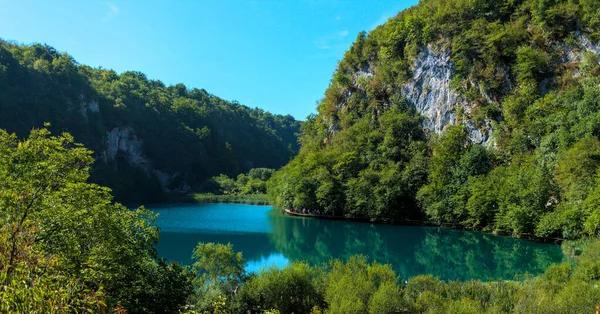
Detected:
left=151, top=203, right=564, bottom=281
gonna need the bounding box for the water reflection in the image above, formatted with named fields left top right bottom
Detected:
left=152, top=204, right=564, bottom=281
left=267, top=214, right=564, bottom=281
left=157, top=231, right=276, bottom=265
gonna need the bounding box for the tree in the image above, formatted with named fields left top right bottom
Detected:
left=323, top=256, right=399, bottom=314
left=190, top=242, right=247, bottom=312
left=554, top=136, right=600, bottom=201
left=234, top=263, right=323, bottom=314
left=0, top=126, right=93, bottom=283
left=0, top=127, right=193, bottom=313
left=0, top=223, right=122, bottom=314
left=192, top=242, right=246, bottom=291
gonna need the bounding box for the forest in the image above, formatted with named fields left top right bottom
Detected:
left=1, top=127, right=599, bottom=314
left=267, top=0, right=600, bottom=240
left=0, top=39, right=301, bottom=204
left=3, top=0, right=600, bottom=312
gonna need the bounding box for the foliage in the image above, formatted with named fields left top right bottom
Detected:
left=179, top=168, right=275, bottom=205
left=183, top=193, right=270, bottom=205
left=191, top=243, right=246, bottom=312
left=233, top=263, right=324, bottom=314
left=321, top=256, right=407, bottom=314
left=206, top=168, right=275, bottom=196
left=417, top=125, right=493, bottom=225
left=0, top=224, right=122, bottom=314
left=192, top=242, right=246, bottom=289
left=5, top=0, right=600, bottom=311
left=0, top=40, right=301, bottom=204
left=268, top=107, right=427, bottom=222
left=184, top=239, right=600, bottom=314
left=268, top=0, right=600, bottom=239
left=0, top=127, right=193, bottom=313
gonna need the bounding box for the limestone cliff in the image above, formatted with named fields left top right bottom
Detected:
left=333, top=36, right=600, bottom=146
left=400, top=46, right=490, bottom=144
left=103, top=126, right=180, bottom=191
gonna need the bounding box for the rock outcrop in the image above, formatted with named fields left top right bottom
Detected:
left=104, top=127, right=183, bottom=191
left=400, top=46, right=490, bottom=144
left=105, top=127, right=151, bottom=170
left=393, top=36, right=598, bottom=145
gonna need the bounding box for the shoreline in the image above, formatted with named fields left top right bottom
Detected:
left=281, top=208, right=564, bottom=244
left=139, top=195, right=564, bottom=244
left=166, top=193, right=270, bottom=205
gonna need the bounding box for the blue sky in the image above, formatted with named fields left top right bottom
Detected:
left=0, top=0, right=418, bottom=120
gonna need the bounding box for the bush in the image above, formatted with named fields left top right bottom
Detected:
left=234, top=263, right=323, bottom=314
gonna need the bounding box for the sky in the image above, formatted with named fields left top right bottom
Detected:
left=0, top=0, right=419, bottom=120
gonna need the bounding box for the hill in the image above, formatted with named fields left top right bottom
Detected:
left=268, top=0, right=600, bottom=239
left=0, top=40, right=301, bottom=203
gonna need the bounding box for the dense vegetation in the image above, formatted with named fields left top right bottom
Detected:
left=184, top=193, right=269, bottom=205
left=0, top=40, right=300, bottom=204
left=5, top=0, right=600, bottom=312
left=202, top=240, right=600, bottom=314
left=206, top=167, right=275, bottom=196
left=268, top=0, right=600, bottom=239
left=0, top=127, right=193, bottom=313
left=178, top=168, right=276, bottom=205
left=1, top=126, right=599, bottom=312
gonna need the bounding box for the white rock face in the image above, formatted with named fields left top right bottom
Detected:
left=106, top=127, right=151, bottom=171
left=580, top=36, right=600, bottom=55
left=561, top=35, right=600, bottom=64
left=401, top=46, right=489, bottom=144
left=105, top=127, right=183, bottom=191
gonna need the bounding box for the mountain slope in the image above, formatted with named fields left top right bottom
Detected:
left=0, top=40, right=301, bottom=203
left=268, top=0, right=600, bottom=239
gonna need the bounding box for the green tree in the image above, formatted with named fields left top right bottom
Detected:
left=322, top=256, right=399, bottom=314
left=0, top=224, right=122, bottom=314
left=0, top=127, right=193, bottom=313
left=554, top=136, right=600, bottom=201
left=192, top=242, right=246, bottom=288
left=234, top=263, right=323, bottom=314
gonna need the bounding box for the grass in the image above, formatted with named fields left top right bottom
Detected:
left=167, top=193, right=270, bottom=205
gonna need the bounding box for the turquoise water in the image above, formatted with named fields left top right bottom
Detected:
left=151, top=203, right=564, bottom=281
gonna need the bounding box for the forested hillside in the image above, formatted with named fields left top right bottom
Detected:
left=4, top=0, right=600, bottom=312
left=2, top=126, right=599, bottom=314
left=268, top=0, right=600, bottom=240
left=0, top=40, right=301, bottom=204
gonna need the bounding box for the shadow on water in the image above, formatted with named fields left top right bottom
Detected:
left=268, top=213, right=564, bottom=281
left=151, top=204, right=564, bottom=281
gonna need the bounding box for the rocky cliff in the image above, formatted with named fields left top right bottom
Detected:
left=329, top=34, right=600, bottom=146
left=400, top=46, right=490, bottom=144
left=268, top=0, right=600, bottom=227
